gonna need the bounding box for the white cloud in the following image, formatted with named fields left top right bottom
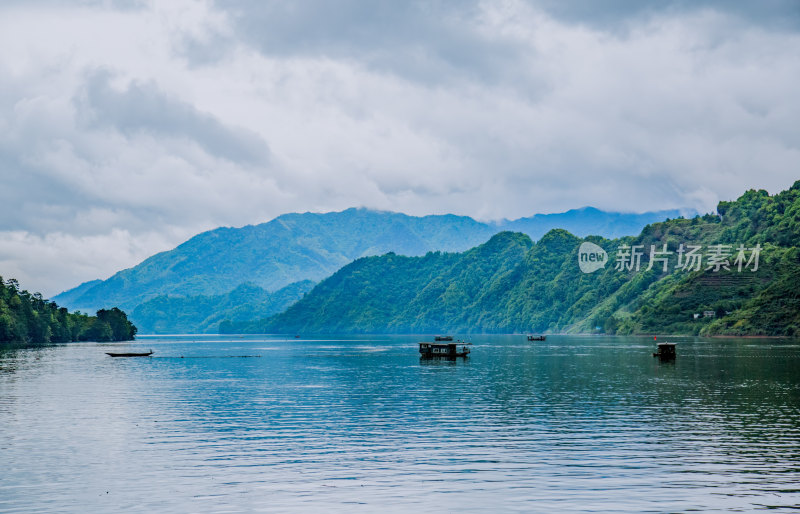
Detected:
left=0, top=0, right=798, bottom=296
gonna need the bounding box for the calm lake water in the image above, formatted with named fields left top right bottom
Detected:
left=1, top=335, right=799, bottom=512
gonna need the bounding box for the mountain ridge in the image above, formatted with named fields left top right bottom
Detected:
left=236, top=183, right=800, bottom=336
left=54, top=206, right=686, bottom=332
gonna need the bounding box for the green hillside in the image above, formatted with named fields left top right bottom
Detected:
left=54, top=208, right=497, bottom=315
left=53, top=207, right=681, bottom=334
left=132, top=280, right=314, bottom=334
left=250, top=183, right=800, bottom=336
left=0, top=277, right=136, bottom=344
left=223, top=232, right=533, bottom=333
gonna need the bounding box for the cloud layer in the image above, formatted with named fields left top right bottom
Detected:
left=1, top=0, right=798, bottom=296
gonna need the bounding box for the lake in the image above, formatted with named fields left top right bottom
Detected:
left=1, top=335, right=799, bottom=512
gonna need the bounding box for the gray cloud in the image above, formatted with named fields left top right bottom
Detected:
left=0, top=0, right=798, bottom=296
left=216, top=0, right=800, bottom=85
left=3, top=0, right=146, bottom=8
left=215, top=0, right=532, bottom=87
left=76, top=70, right=270, bottom=166
left=533, top=0, right=800, bottom=32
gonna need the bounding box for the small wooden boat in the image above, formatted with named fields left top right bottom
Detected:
left=527, top=335, right=546, bottom=341
left=434, top=335, right=453, bottom=341
left=653, top=342, right=676, bottom=360
left=419, top=342, right=470, bottom=358
left=106, top=350, right=153, bottom=357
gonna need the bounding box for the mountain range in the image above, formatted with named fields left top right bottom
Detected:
left=54, top=206, right=684, bottom=333
left=232, top=183, right=800, bottom=337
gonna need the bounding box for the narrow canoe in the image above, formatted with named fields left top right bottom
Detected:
left=106, top=351, right=153, bottom=357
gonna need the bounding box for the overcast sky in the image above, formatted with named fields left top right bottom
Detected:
left=1, top=0, right=799, bottom=296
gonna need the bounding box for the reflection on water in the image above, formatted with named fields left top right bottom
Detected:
left=1, top=335, right=799, bottom=512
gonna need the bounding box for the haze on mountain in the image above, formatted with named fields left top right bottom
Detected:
left=53, top=206, right=682, bottom=333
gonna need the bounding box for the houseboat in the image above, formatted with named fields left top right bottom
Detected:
left=653, top=342, right=676, bottom=360
left=434, top=335, right=454, bottom=341
left=527, top=335, right=546, bottom=341
left=419, top=342, right=470, bottom=358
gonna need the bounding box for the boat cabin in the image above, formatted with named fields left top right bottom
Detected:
left=653, top=342, right=676, bottom=360
left=419, top=342, right=470, bottom=358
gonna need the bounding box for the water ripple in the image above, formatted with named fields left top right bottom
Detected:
left=1, top=335, right=799, bottom=512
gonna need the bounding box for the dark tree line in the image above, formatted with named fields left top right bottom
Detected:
left=0, top=277, right=136, bottom=344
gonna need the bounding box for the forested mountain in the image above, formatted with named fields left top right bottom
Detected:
left=224, top=232, right=534, bottom=333
left=54, top=206, right=680, bottom=333
left=245, top=182, right=800, bottom=336
left=132, top=280, right=314, bottom=334
left=0, top=277, right=136, bottom=344
left=54, top=209, right=494, bottom=314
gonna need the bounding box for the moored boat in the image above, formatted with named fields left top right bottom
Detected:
left=106, top=350, right=153, bottom=357
left=434, top=335, right=453, bottom=341
left=419, top=342, right=470, bottom=358
left=527, top=335, right=546, bottom=341
left=653, top=342, right=676, bottom=360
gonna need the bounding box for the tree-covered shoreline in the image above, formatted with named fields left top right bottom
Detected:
left=0, top=278, right=136, bottom=345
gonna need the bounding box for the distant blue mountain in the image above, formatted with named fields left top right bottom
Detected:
left=499, top=206, right=687, bottom=240
left=50, top=279, right=102, bottom=312
left=53, top=206, right=687, bottom=332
